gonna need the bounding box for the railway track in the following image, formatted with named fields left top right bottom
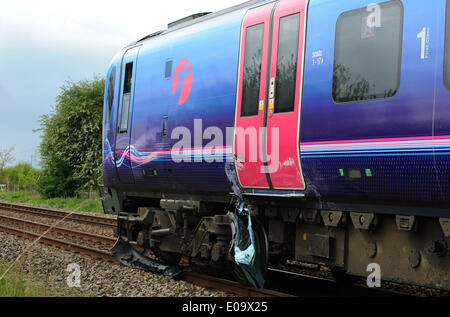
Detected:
left=0, top=201, right=422, bottom=297
left=0, top=222, right=116, bottom=263
left=0, top=208, right=289, bottom=297
left=0, top=214, right=116, bottom=245
left=0, top=201, right=117, bottom=228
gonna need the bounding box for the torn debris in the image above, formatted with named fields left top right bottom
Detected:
left=229, top=198, right=265, bottom=289
left=226, top=162, right=265, bottom=288
left=111, top=237, right=181, bottom=278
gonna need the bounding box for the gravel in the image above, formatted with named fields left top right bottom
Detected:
left=0, top=231, right=233, bottom=297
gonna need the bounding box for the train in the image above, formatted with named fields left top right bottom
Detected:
left=99, top=0, right=450, bottom=290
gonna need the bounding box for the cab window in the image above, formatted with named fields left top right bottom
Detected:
left=105, top=67, right=116, bottom=124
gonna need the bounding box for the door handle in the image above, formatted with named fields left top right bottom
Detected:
left=269, top=77, right=275, bottom=98
left=268, top=77, right=275, bottom=118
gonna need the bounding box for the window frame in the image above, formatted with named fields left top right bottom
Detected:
left=165, top=59, right=173, bottom=79
left=119, top=62, right=134, bottom=133
left=444, top=0, right=450, bottom=91
left=274, top=12, right=301, bottom=114
left=331, top=0, right=404, bottom=104
left=241, top=22, right=265, bottom=117
left=105, top=66, right=116, bottom=125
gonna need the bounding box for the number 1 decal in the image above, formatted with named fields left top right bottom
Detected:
left=417, top=27, right=430, bottom=60
left=417, top=27, right=426, bottom=59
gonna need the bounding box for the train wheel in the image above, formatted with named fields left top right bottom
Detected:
left=232, top=216, right=269, bottom=287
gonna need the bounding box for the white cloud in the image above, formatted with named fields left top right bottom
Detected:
left=0, top=0, right=245, bottom=55
left=0, top=0, right=246, bottom=164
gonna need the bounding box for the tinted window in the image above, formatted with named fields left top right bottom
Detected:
left=444, top=0, right=450, bottom=90
left=106, top=67, right=116, bottom=124
left=120, top=62, right=133, bottom=132
left=123, top=63, right=133, bottom=94
left=241, top=23, right=264, bottom=117
left=332, top=0, right=403, bottom=103
left=165, top=59, right=173, bottom=79
left=275, top=13, right=300, bottom=113
left=162, top=115, right=168, bottom=137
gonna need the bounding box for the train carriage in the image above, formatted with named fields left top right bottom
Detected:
left=100, top=0, right=450, bottom=290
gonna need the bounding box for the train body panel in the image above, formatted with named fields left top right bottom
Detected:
left=129, top=10, right=244, bottom=195
left=103, top=3, right=262, bottom=195
left=103, top=0, right=450, bottom=209
left=103, top=50, right=124, bottom=189
left=301, top=0, right=450, bottom=206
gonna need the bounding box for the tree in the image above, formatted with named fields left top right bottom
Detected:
left=37, top=76, right=105, bottom=197
left=0, top=147, right=14, bottom=171
left=0, top=147, right=14, bottom=184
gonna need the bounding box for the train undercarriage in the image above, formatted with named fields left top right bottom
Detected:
left=100, top=186, right=450, bottom=291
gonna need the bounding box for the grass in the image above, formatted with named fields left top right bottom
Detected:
left=0, top=262, right=93, bottom=297
left=0, top=262, right=61, bottom=297
left=0, top=191, right=103, bottom=213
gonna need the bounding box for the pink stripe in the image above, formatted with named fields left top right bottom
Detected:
left=111, top=146, right=231, bottom=158
left=301, top=140, right=450, bottom=150
left=300, top=135, right=450, bottom=146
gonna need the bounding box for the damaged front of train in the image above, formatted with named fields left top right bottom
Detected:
left=100, top=162, right=268, bottom=288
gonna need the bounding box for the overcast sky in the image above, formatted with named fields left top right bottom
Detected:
left=0, top=0, right=244, bottom=167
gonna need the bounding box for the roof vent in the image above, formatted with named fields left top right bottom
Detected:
left=168, top=12, right=211, bottom=29
left=136, top=30, right=164, bottom=43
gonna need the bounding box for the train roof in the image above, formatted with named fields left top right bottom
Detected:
left=125, top=0, right=271, bottom=48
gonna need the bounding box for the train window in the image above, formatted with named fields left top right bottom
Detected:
left=332, top=0, right=403, bottom=103
left=241, top=23, right=264, bottom=117
left=275, top=13, right=300, bottom=113
left=120, top=62, right=133, bottom=133
left=106, top=66, right=116, bottom=124
left=444, top=0, right=450, bottom=90
left=165, top=59, right=173, bottom=79
left=162, top=115, right=168, bottom=137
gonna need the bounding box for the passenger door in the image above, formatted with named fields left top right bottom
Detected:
left=234, top=3, right=274, bottom=189
left=234, top=0, right=306, bottom=191
left=114, top=45, right=141, bottom=184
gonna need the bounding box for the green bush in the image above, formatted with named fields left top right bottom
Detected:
left=0, top=163, right=41, bottom=191
left=37, top=77, right=104, bottom=198
left=37, top=158, right=78, bottom=198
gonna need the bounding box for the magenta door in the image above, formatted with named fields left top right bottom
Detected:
left=234, top=0, right=306, bottom=191
left=233, top=3, right=274, bottom=189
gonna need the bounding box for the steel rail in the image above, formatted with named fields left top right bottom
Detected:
left=0, top=201, right=117, bottom=228
left=0, top=223, right=117, bottom=263
left=0, top=213, right=116, bottom=245
left=183, top=271, right=294, bottom=297
left=0, top=221, right=291, bottom=297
